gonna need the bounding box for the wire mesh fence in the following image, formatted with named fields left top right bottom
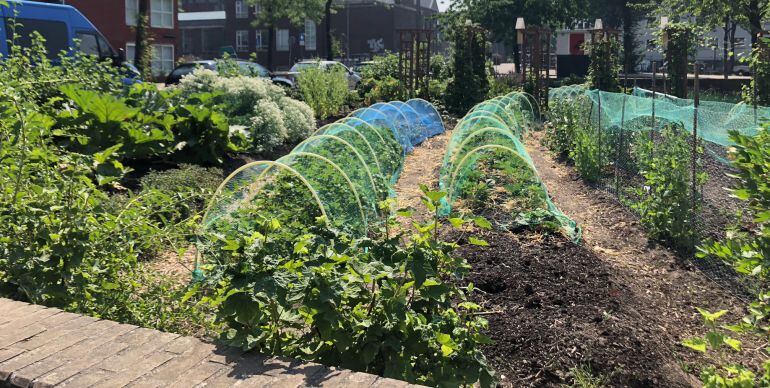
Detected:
left=548, top=85, right=762, bottom=300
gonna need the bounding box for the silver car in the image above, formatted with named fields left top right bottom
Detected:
left=272, top=60, right=361, bottom=89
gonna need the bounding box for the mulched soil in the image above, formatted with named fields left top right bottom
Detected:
left=453, top=228, right=695, bottom=387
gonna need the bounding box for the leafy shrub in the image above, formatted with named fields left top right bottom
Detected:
left=570, top=118, right=604, bottom=184
left=56, top=83, right=235, bottom=164
left=297, top=65, right=350, bottom=120
left=140, top=164, right=223, bottom=218
left=358, top=53, right=405, bottom=104
left=201, top=186, right=495, bottom=386
left=177, top=68, right=315, bottom=152
left=586, top=36, right=621, bottom=92
left=0, top=36, right=210, bottom=334
left=632, top=124, right=705, bottom=250
left=545, top=96, right=587, bottom=159
left=445, top=26, right=489, bottom=115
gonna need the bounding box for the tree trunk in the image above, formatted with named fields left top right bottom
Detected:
left=748, top=0, right=762, bottom=48
left=621, top=7, right=637, bottom=74
left=267, top=23, right=275, bottom=71
left=325, top=0, right=333, bottom=60
left=730, top=22, right=737, bottom=71
left=723, top=16, right=729, bottom=79
left=134, top=0, right=150, bottom=79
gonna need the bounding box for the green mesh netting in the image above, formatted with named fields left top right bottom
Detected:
left=549, top=85, right=763, bottom=146
left=201, top=99, right=446, bottom=239
left=439, top=96, right=581, bottom=242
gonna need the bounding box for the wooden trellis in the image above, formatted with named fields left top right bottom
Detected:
left=398, top=29, right=433, bottom=98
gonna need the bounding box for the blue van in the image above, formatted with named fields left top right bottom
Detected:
left=0, top=0, right=140, bottom=81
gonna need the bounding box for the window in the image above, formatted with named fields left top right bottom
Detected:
left=151, top=0, right=174, bottom=29
left=304, top=20, right=316, bottom=51
left=235, top=0, right=248, bottom=18
left=126, top=0, right=138, bottom=26
left=126, top=43, right=136, bottom=63
left=77, top=32, right=114, bottom=59
left=276, top=28, right=289, bottom=51
left=77, top=32, right=99, bottom=56
left=735, top=37, right=746, bottom=48
left=255, top=29, right=267, bottom=50
left=254, top=3, right=261, bottom=16
left=236, top=30, right=249, bottom=52
left=5, top=18, right=68, bottom=59
left=152, top=44, right=174, bottom=76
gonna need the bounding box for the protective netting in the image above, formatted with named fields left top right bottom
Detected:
left=548, top=85, right=760, bottom=299
left=549, top=86, right=763, bottom=146
left=201, top=99, right=445, bottom=238
left=439, top=92, right=581, bottom=242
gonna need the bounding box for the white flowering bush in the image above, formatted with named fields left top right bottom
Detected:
left=176, top=68, right=315, bottom=153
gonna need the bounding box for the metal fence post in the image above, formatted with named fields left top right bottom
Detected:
left=616, top=93, right=627, bottom=196
left=651, top=62, right=657, bottom=137
left=691, top=62, right=700, bottom=248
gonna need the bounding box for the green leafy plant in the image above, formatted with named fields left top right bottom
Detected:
left=445, top=25, right=490, bottom=115
left=571, top=115, right=605, bottom=184
left=297, top=65, right=350, bottom=120
left=586, top=35, right=621, bottom=92
left=201, top=185, right=495, bottom=387
left=632, top=123, right=705, bottom=251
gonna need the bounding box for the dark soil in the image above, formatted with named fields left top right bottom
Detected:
left=453, top=228, right=694, bottom=387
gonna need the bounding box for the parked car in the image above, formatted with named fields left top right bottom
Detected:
left=733, top=65, right=751, bottom=76
left=272, top=60, right=362, bottom=89
left=0, top=0, right=140, bottom=84
left=165, top=59, right=271, bottom=85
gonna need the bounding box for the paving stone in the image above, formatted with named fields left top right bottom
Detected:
left=165, top=360, right=226, bottom=388
left=17, top=324, right=136, bottom=388
left=90, top=351, right=176, bottom=388
left=0, top=299, right=416, bottom=388
left=0, top=319, right=113, bottom=381
left=13, top=313, right=88, bottom=350
left=126, top=339, right=217, bottom=387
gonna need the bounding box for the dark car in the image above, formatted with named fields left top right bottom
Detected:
left=165, top=59, right=271, bottom=85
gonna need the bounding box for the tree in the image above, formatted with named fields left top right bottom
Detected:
left=439, top=0, right=591, bottom=73
left=587, top=0, right=653, bottom=74
left=246, top=0, right=326, bottom=70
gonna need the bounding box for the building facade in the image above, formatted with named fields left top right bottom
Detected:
left=63, top=0, right=179, bottom=77
left=178, top=0, right=439, bottom=70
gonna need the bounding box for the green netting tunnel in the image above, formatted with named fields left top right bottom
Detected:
left=439, top=95, right=580, bottom=242
left=201, top=99, right=446, bottom=240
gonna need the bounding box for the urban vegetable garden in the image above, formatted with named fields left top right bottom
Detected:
left=3, top=0, right=770, bottom=387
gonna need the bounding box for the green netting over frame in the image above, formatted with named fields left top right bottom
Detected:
left=438, top=96, right=581, bottom=242
left=201, top=99, right=446, bottom=238
left=549, top=85, right=764, bottom=146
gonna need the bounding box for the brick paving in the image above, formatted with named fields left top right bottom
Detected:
left=0, top=298, right=417, bottom=388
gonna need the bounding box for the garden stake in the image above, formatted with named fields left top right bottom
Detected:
left=651, top=62, right=657, bottom=139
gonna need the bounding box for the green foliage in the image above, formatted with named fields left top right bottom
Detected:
left=140, top=164, right=223, bottom=219
left=570, top=116, right=604, bottom=184
left=358, top=53, right=405, bottom=104
left=201, top=185, right=495, bottom=386
left=0, top=27, right=213, bottom=335
left=632, top=123, right=705, bottom=250
left=457, top=150, right=558, bottom=232
left=56, top=83, right=235, bottom=164
left=569, top=364, right=609, bottom=388
left=690, top=126, right=770, bottom=388
left=741, top=37, right=770, bottom=106
left=662, top=23, right=696, bottom=98
left=445, top=25, right=490, bottom=115
left=177, top=68, right=315, bottom=152
left=297, top=65, right=350, bottom=120
left=545, top=96, right=589, bottom=159
left=586, top=36, right=621, bottom=92
left=700, top=127, right=770, bottom=275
